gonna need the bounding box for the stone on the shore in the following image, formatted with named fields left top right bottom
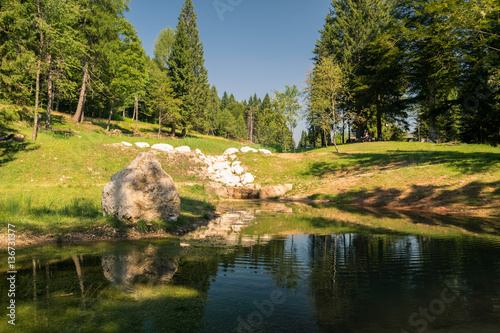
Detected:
left=223, top=148, right=239, bottom=155
left=101, top=152, right=180, bottom=222
left=135, top=142, right=150, bottom=148
left=151, top=143, right=174, bottom=152
left=260, top=184, right=293, bottom=199
left=175, top=146, right=191, bottom=153
left=241, top=146, right=258, bottom=153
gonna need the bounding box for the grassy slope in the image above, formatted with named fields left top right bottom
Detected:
left=0, top=112, right=263, bottom=239
left=239, top=142, right=500, bottom=216
left=1, top=111, right=499, bottom=244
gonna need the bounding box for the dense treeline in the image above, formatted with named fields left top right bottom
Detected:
left=3, top=0, right=498, bottom=149
left=307, top=0, right=500, bottom=146
left=0, top=0, right=297, bottom=151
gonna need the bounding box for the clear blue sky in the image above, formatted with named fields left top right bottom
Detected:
left=125, top=0, right=331, bottom=102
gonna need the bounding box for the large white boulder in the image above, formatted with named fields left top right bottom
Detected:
left=223, top=148, right=239, bottom=155
left=101, top=153, right=180, bottom=222
left=258, top=149, right=272, bottom=155
left=135, top=142, right=150, bottom=148
left=175, top=146, right=191, bottom=153
left=241, top=146, right=258, bottom=153
left=122, top=142, right=133, bottom=147
left=151, top=143, right=174, bottom=152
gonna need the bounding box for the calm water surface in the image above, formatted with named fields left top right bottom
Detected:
left=1, top=203, right=500, bottom=332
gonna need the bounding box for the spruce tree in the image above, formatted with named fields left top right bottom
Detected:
left=177, top=0, right=210, bottom=134
left=167, top=12, right=194, bottom=136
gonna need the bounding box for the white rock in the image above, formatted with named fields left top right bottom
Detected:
left=213, top=162, right=231, bottom=171
left=223, top=148, right=239, bottom=155
left=232, top=165, right=244, bottom=175
left=258, top=149, right=273, bottom=155
left=175, top=146, right=191, bottom=153
left=240, top=173, right=255, bottom=185
left=122, top=142, right=133, bottom=147
left=194, top=148, right=203, bottom=155
left=207, top=166, right=215, bottom=174
left=231, top=161, right=241, bottom=167
left=135, top=142, right=150, bottom=148
left=151, top=143, right=174, bottom=152
left=241, top=146, right=258, bottom=153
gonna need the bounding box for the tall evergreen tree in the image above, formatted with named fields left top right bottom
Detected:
left=177, top=0, right=210, bottom=134
left=167, top=10, right=193, bottom=136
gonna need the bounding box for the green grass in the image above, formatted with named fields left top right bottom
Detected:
left=238, top=141, right=500, bottom=215
left=1, top=110, right=500, bottom=243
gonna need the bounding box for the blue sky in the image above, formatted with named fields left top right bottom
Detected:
left=125, top=0, right=331, bottom=102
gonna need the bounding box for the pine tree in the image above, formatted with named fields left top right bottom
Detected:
left=167, top=12, right=194, bottom=136
left=177, top=0, right=210, bottom=134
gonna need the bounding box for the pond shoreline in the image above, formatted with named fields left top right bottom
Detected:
left=3, top=198, right=498, bottom=249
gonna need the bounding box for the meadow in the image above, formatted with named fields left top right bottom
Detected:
left=1, top=112, right=499, bottom=246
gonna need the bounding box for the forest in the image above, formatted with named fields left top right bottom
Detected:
left=1, top=0, right=499, bottom=149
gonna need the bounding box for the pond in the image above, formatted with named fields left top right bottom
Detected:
left=1, top=203, right=500, bottom=333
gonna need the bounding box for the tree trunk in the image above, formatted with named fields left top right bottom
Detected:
left=331, top=100, right=339, bottom=153
left=106, top=101, right=113, bottom=131
left=290, top=125, right=295, bottom=153
left=72, top=255, right=85, bottom=299
left=134, top=95, right=139, bottom=132
left=72, top=58, right=89, bottom=123
left=283, top=127, right=287, bottom=153
left=32, top=58, right=41, bottom=140
left=45, top=53, right=53, bottom=129
left=428, top=79, right=437, bottom=143
left=171, top=122, right=176, bottom=136
left=32, top=0, right=43, bottom=140
left=181, top=127, right=187, bottom=137
left=158, top=110, right=162, bottom=136
left=376, top=94, right=383, bottom=141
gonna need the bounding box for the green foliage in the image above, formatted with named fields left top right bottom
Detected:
left=272, top=85, right=301, bottom=153
left=153, top=27, right=175, bottom=70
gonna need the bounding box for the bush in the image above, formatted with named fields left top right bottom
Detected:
left=0, top=104, right=31, bottom=128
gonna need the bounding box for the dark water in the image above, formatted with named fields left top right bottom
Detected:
left=2, top=205, right=500, bottom=333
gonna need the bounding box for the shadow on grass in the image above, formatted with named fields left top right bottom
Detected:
left=0, top=141, right=40, bottom=167
left=332, top=204, right=500, bottom=237
left=309, top=179, right=500, bottom=215
left=3, top=195, right=217, bottom=236
left=304, top=150, right=500, bottom=177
